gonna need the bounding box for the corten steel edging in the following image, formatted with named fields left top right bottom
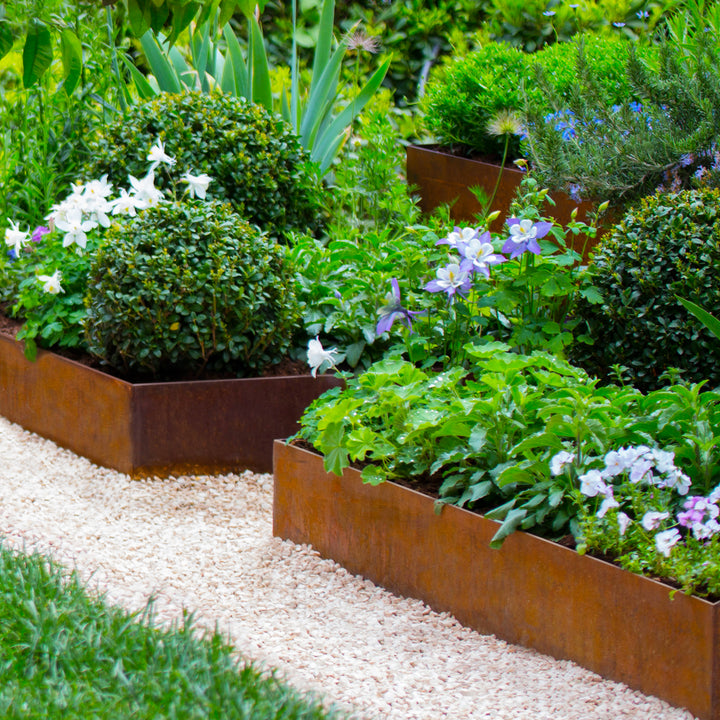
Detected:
left=0, top=333, right=135, bottom=473
left=406, top=144, right=601, bottom=259
left=273, top=440, right=720, bottom=720
left=131, top=374, right=342, bottom=476
left=0, top=333, right=341, bottom=477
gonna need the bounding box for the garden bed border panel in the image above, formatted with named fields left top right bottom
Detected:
left=273, top=439, right=720, bottom=720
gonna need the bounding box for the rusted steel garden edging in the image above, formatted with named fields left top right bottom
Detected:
left=0, top=333, right=341, bottom=477
left=406, top=144, right=601, bottom=258
left=273, top=440, right=720, bottom=720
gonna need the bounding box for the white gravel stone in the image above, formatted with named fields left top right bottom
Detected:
left=0, top=415, right=700, bottom=720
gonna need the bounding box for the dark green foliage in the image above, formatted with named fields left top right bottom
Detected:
left=421, top=34, right=637, bottom=158
left=84, top=200, right=300, bottom=378
left=0, top=543, right=340, bottom=719
left=85, top=91, right=324, bottom=238
left=570, top=188, right=720, bottom=390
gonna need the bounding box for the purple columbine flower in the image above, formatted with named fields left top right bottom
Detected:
left=31, top=225, right=51, bottom=243
left=502, top=218, right=552, bottom=259
left=424, top=262, right=472, bottom=299
left=459, top=232, right=506, bottom=278
left=376, top=278, right=423, bottom=335
left=437, top=226, right=478, bottom=249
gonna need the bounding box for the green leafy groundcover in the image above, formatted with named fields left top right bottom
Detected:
left=0, top=543, right=343, bottom=720
left=296, top=342, right=720, bottom=597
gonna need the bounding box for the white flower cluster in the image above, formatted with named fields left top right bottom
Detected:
left=9, top=140, right=214, bottom=297
left=551, top=445, right=719, bottom=559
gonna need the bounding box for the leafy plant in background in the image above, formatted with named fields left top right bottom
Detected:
left=570, top=188, right=720, bottom=391
left=483, top=0, right=667, bottom=52
left=85, top=90, right=323, bottom=238
left=0, top=1, right=123, bottom=229
left=421, top=34, right=641, bottom=160
left=524, top=3, right=720, bottom=207
left=129, top=0, right=390, bottom=172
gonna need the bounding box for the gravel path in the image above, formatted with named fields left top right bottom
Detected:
left=0, top=415, right=698, bottom=720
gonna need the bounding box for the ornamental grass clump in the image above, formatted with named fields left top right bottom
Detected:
left=84, top=200, right=299, bottom=378
left=85, top=91, right=324, bottom=239
left=570, top=188, right=720, bottom=390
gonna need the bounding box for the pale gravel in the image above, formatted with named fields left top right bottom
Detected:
left=0, top=415, right=698, bottom=720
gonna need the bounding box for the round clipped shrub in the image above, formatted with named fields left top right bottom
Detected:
left=421, top=34, right=639, bottom=158
left=85, top=91, right=323, bottom=238
left=84, top=200, right=300, bottom=378
left=570, top=188, right=720, bottom=390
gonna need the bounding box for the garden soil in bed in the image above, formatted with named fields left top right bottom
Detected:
left=0, top=416, right=698, bottom=720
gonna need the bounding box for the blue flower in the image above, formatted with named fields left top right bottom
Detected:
left=629, top=101, right=643, bottom=113
left=376, top=278, right=423, bottom=335
left=424, top=262, right=472, bottom=300
left=502, top=218, right=553, bottom=259
left=637, top=10, right=649, bottom=18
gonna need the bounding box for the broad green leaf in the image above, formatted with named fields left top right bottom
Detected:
left=510, top=431, right=564, bottom=455
left=167, top=1, right=200, bottom=46
left=579, top=286, right=603, bottom=304
left=127, top=0, right=152, bottom=38
left=459, top=480, right=493, bottom=506
left=149, top=3, right=170, bottom=33
left=0, top=22, right=12, bottom=61
left=22, top=20, right=53, bottom=88
left=60, top=28, right=82, bottom=96
left=344, top=340, right=365, bottom=368
left=489, top=508, right=527, bottom=548
left=140, top=31, right=182, bottom=93
left=361, top=465, right=386, bottom=485
left=222, top=24, right=249, bottom=98
left=249, top=14, right=272, bottom=111
left=677, top=296, right=720, bottom=341
left=120, top=53, right=158, bottom=99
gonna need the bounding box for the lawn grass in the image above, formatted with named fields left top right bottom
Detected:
left=0, top=543, right=345, bottom=719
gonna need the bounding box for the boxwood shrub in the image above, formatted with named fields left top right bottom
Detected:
left=421, top=34, right=640, bottom=158
left=84, top=200, right=300, bottom=378
left=570, top=188, right=720, bottom=390
left=85, top=91, right=323, bottom=239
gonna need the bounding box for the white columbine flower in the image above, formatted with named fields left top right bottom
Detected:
left=641, top=510, right=669, bottom=531
left=146, top=139, right=176, bottom=170
left=441, top=226, right=478, bottom=249
left=108, top=188, right=144, bottom=217
left=4, top=220, right=30, bottom=255
left=655, top=528, right=681, bottom=557
left=550, top=450, right=575, bottom=476
left=54, top=208, right=97, bottom=250
left=307, top=337, right=338, bottom=378
left=128, top=171, right=164, bottom=209
left=38, top=270, right=63, bottom=295
left=181, top=171, right=213, bottom=199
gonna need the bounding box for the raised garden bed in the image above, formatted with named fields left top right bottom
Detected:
left=406, top=144, right=602, bottom=258
left=273, top=439, right=720, bottom=720
left=0, top=332, right=340, bottom=477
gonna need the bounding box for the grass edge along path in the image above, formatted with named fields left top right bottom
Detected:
left=0, top=541, right=349, bottom=720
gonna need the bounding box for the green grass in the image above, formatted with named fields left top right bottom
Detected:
left=0, top=543, right=344, bottom=720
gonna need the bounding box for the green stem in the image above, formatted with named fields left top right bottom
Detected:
left=106, top=7, right=126, bottom=114
left=483, top=133, right=510, bottom=223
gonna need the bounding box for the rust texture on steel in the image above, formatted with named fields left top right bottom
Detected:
left=0, top=334, right=134, bottom=472
left=0, top=334, right=341, bottom=476
left=273, top=440, right=720, bottom=720
left=406, top=144, right=601, bottom=259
